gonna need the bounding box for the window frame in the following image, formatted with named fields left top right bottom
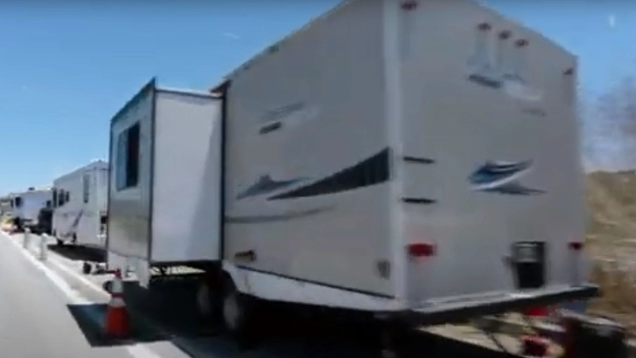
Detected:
left=82, top=173, right=91, bottom=203
left=116, top=121, right=141, bottom=191
left=52, top=189, right=58, bottom=208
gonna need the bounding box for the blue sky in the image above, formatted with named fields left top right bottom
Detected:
left=0, top=1, right=634, bottom=194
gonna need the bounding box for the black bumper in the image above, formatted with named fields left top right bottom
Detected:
left=395, top=284, right=599, bottom=327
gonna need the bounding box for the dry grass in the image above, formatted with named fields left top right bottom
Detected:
left=585, top=170, right=636, bottom=336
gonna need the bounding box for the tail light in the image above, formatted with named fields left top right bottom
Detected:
left=569, top=240, right=584, bottom=286
left=407, top=242, right=436, bottom=258
left=569, top=241, right=584, bottom=251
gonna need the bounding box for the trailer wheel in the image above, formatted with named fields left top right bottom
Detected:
left=221, top=279, right=259, bottom=348
left=379, top=323, right=410, bottom=358
left=196, top=279, right=222, bottom=320
left=82, top=262, right=93, bottom=275
left=56, top=239, right=64, bottom=247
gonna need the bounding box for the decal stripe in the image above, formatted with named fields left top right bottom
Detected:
left=259, top=121, right=283, bottom=135
left=268, top=148, right=391, bottom=200
left=403, top=155, right=435, bottom=164
left=402, top=197, right=436, bottom=205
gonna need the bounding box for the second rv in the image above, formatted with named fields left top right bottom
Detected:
left=52, top=160, right=109, bottom=253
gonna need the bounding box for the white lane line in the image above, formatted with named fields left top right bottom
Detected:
left=48, top=256, right=110, bottom=298
left=0, top=231, right=165, bottom=358
left=2, top=232, right=91, bottom=304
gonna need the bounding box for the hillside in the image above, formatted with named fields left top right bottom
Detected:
left=585, top=170, right=636, bottom=333
left=587, top=170, right=636, bottom=244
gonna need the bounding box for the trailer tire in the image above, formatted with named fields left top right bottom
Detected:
left=56, top=239, right=64, bottom=247
left=82, top=262, right=93, bottom=275
left=221, top=279, right=259, bottom=348
left=196, top=279, right=222, bottom=320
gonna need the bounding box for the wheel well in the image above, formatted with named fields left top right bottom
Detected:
left=220, top=270, right=234, bottom=289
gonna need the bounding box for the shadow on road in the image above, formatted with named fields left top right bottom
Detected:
left=48, top=244, right=106, bottom=264
left=96, top=277, right=523, bottom=358
left=67, top=303, right=165, bottom=348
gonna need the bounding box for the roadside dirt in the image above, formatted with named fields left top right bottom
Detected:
left=586, top=170, right=636, bottom=335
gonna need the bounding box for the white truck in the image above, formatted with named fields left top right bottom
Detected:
left=52, top=160, right=109, bottom=273
left=10, top=188, right=52, bottom=229
left=106, top=0, right=597, bottom=351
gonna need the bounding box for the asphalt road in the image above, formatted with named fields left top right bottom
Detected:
left=0, top=230, right=134, bottom=358
left=0, top=229, right=526, bottom=358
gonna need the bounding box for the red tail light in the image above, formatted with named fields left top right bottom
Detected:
left=569, top=241, right=583, bottom=251
left=407, top=243, right=436, bottom=258
left=524, top=306, right=549, bottom=317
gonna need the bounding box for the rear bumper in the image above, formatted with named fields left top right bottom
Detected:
left=395, top=284, right=599, bottom=326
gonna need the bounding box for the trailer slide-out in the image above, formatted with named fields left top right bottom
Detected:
left=106, top=0, right=597, bottom=344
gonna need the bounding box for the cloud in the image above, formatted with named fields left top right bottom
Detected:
left=223, top=32, right=240, bottom=40
left=608, top=14, right=616, bottom=29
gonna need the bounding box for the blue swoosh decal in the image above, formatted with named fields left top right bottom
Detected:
left=469, top=159, right=544, bottom=196
left=469, top=160, right=532, bottom=186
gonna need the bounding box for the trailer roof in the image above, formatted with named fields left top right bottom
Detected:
left=158, top=86, right=219, bottom=99
left=111, top=79, right=220, bottom=125
left=210, top=0, right=351, bottom=94
left=209, top=0, right=576, bottom=94
left=52, top=160, right=108, bottom=183
left=110, top=78, right=156, bottom=125
left=13, top=187, right=52, bottom=196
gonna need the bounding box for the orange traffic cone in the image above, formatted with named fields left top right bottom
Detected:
left=104, top=269, right=129, bottom=338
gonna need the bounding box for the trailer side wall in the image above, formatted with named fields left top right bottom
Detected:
left=108, top=84, right=154, bottom=260
left=224, top=0, right=394, bottom=296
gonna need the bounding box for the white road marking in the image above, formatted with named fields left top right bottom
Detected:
left=48, top=256, right=110, bottom=298
left=0, top=231, right=166, bottom=358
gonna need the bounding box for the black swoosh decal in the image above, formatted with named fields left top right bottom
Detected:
left=268, top=148, right=390, bottom=200
left=225, top=207, right=333, bottom=224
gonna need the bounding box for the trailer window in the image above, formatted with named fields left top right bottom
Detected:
left=52, top=189, right=58, bottom=208
left=116, top=122, right=140, bottom=190
left=57, top=190, right=65, bottom=206
left=14, top=197, right=22, bottom=208
left=65, top=191, right=70, bottom=204
left=82, top=174, right=90, bottom=203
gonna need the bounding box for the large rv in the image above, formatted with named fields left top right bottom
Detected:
left=106, top=0, right=597, bottom=351
left=52, top=160, right=109, bottom=260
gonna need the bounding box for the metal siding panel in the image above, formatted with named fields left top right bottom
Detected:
left=150, top=91, right=222, bottom=262
left=224, top=0, right=393, bottom=296
left=399, top=0, right=582, bottom=301
left=107, top=85, right=154, bottom=260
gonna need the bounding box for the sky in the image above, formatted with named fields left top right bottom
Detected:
left=0, top=0, right=634, bottom=194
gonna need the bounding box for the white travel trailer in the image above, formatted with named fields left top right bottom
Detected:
left=11, top=188, right=52, bottom=227
left=0, top=194, right=15, bottom=217
left=52, top=160, right=109, bottom=258
left=107, top=0, right=597, bottom=351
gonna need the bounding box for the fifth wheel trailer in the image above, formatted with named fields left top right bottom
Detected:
left=107, top=0, right=598, bottom=348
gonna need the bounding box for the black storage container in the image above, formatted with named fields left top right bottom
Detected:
left=511, top=241, right=546, bottom=289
